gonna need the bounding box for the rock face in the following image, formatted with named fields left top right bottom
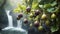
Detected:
left=0, top=8, right=8, bottom=29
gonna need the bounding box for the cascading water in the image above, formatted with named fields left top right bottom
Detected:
left=2, top=0, right=28, bottom=34
left=2, top=10, right=28, bottom=34
left=17, top=20, right=22, bottom=28
left=2, top=10, right=14, bottom=30
left=10, top=19, right=28, bottom=34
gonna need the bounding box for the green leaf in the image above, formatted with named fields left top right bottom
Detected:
left=51, top=1, right=57, bottom=7
left=47, top=8, right=55, bottom=12
left=51, top=25, right=59, bottom=32
left=21, top=5, right=26, bottom=11
left=32, top=0, right=39, bottom=9
left=39, top=5, right=44, bottom=8
left=34, top=16, right=39, bottom=21
left=44, top=3, right=51, bottom=9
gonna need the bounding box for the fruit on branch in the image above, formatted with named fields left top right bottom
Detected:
left=17, top=13, right=23, bottom=20
left=45, top=20, right=50, bottom=26
left=38, top=26, right=43, bottom=31
left=34, top=21, right=39, bottom=27
left=18, top=13, right=23, bottom=18
left=29, top=13, right=33, bottom=18
left=41, top=14, right=47, bottom=19
left=23, top=18, right=28, bottom=24
left=51, top=13, right=56, bottom=19
left=35, top=10, right=40, bottom=16
left=30, top=23, right=33, bottom=27
left=17, top=17, right=20, bottom=20
left=26, top=6, right=31, bottom=12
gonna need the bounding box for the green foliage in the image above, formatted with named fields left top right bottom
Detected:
left=51, top=25, right=59, bottom=32
left=13, top=0, right=59, bottom=33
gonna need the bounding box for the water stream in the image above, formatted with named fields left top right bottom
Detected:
left=2, top=10, right=28, bottom=34
left=2, top=10, right=14, bottom=30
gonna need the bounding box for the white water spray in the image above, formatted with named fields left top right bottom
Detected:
left=2, top=10, right=14, bottom=30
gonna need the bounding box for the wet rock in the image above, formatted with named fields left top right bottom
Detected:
left=0, top=8, right=8, bottom=29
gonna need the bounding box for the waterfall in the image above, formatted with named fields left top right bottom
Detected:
left=2, top=10, right=14, bottom=30
left=7, top=10, right=13, bottom=27
left=17, top=20, right=22, bottom=28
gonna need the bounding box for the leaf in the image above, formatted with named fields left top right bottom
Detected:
left=44, top=3, right=51, bottom=9
left=51, top=25, right=59, bottom=32
left=51, top=1, right=57, bottom=7
left=39, top=5, right=44, bottom=8
left=13, top=3, right=21, bottom=13
left=34, top=16, right=39, bottom=21
left=32, top=0, right=39, bottom=9
left=21, top=5, right=26, bottom=11
left=47, top=8, right=55, bottom=12
left=18, top=3, right=26, bottom=10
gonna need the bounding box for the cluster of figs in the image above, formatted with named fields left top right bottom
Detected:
left=16, top=6, right=56, bottom=31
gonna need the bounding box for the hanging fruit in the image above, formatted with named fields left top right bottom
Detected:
left=38, top=26, right=43, bottom=31
left=34, top=21, right=40, bottom=27
left=18, top=13, right=23, bottom=18
left=26, top=6, right=31, bottom=12
left=35, top=10, right=41, bottom=16
left=30, top=23, right=33, bottom=27
left=45, top=20, right=50, bottom=26
left=17, top=13, right=23, bottom=20
left=41, top=14, right=47, bottom=20
left=23, top=18, right=28, bottom=24
left=51, top=13, right=56, bottom=19
left=29, top=13, right=33, bottom=18
left=17, top=17, right=20, bottom=20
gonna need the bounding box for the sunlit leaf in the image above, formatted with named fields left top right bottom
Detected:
left=39, top=5, right=44, bottom=8
left=47, top=8, right=55, bottom=12
left=51, top=25, right=59, bottom=32
left=13, top=3, right=21, bottom=13
left=21, top=5, right=26, bottom=11
left=32, top=0, right=39, bottom=9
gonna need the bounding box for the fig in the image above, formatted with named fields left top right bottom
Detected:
left=30, top=23, right=33, bottom=27
left=34, top=21, right=39, bottom=27
left=26, top=6, right=31, bottom=12
left=17, top=17, right=20, bottom=20
left=35, top=10, right=40, bottom=16
left=41, top=14, right=47, bottom=19
left=23, top=18, right=28, bottom=24
left=29, top=13, right=33, bottom=18
left=38, top=26, right=43, bottom=31
left=18, top=13, right=23, bottom=18
left=45, top=20, right=50, bottom=26
left=51, top=13, right=56, bottom=19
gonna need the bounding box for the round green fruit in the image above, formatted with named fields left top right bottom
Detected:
left=38, top=26, right=43, bottom=31
left=41, top=14, right=47, bottom=19
left=51, top=13, right=56, bottom=19
left=45, top=20, right=50, bottom=26
left=30, top=23, right=33, bottom=27
left=29, top=13, right=33, bottom=18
